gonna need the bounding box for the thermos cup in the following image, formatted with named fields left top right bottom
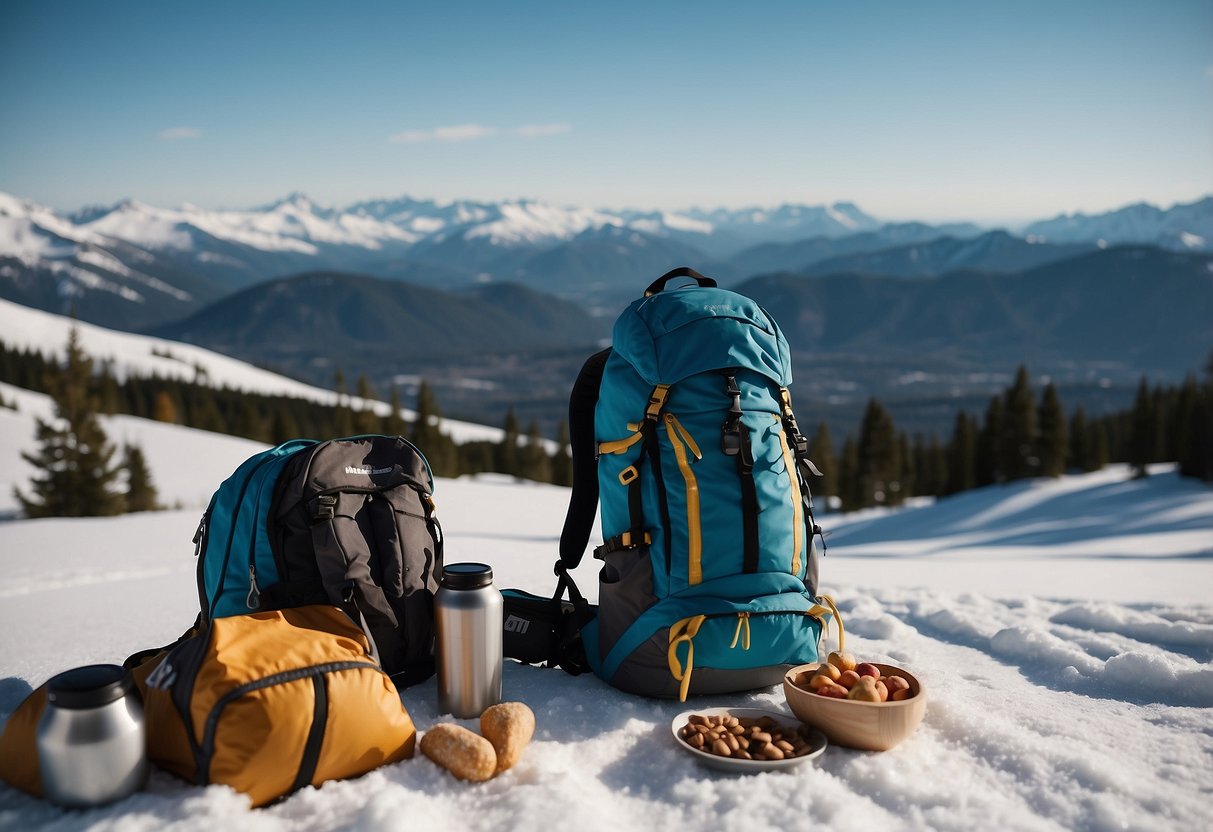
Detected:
left=435, top=562, right=503, bottom=718
left=36, top=664, right=148, bottom=808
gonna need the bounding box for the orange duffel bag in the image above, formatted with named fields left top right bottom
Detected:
left=0, top=605, right=416, bottom=808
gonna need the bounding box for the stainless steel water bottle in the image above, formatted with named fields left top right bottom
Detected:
left=36, top=664, right=149, bottom=808
left=435, top=562, right=503, bottom=718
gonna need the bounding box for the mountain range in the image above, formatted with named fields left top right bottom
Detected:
left=738, top=245, right=1213, bottom=370
left=4, top=189, right=1211, bottom=332
left=3, top=188, right=1211, bottom=436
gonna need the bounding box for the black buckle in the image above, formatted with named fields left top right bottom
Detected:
left=314, top=494, right=337, bottom=521
left=721, top=428, right=741, bottom=456
left=593, top=529, right=650, bottom=559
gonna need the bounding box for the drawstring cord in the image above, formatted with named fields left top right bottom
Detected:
left=729, top=612, right=751, bottom=651
left=667, top=615, right=706, bottom=703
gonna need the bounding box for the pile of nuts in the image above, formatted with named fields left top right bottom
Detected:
left=793, top=652, right=915, bottom=702
left=677, top=713, right=815, bottom=761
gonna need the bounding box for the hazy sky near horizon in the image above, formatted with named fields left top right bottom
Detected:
left=1, top=1, right=1210, bottom=223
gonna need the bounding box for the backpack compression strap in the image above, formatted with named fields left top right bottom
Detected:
left=558, top=347, right=613, bottom=572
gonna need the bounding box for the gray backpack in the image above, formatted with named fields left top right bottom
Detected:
left=196, top=435, right=443, bottom=686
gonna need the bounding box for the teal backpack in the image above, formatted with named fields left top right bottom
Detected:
left=556, top=268, right=833, bottom=700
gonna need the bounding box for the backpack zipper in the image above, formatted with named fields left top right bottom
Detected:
left=664, top=413, right=703, bottom=585
left=210, top=454, right=279, bottom=619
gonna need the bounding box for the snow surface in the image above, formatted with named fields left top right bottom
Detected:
left=1, top=387, right=1211, bottom=829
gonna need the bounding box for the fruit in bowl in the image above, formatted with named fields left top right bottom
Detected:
left=783, top=654, right=927, bottom=751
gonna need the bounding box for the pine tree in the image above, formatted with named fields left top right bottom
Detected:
left=945, top=411, right=977, bottom=494
left=923, top=433, right=948, bottom=497
left=332, top=369, right=355, bottom=437
left=1198, top=357, right=1213, bottom=481
left=807, top=422, right=837, bottom=507
left=412, top=380, right=441, bottom=448
left=97, top=360, right=122, bottom=414
left=976, top=395, right=1004, bottom=485
left=499, top=408, right=521, bottom=477
left=855, top=398, right=902, bottom=507
left=235, top=397, right=270, bottom=443
left=1091, top=420, right=1111, bottom=471
left=269, top=404, right=302, bottom=443
left=152, top=389, right=179, bottom=424
left=898, top=432, right=914, bottom=498
left=384, top=386, right=408, bottom=438
left=1001, top=366, right=1038, bottom=481
left=14, top=327, right=125, bottom=517
left=1037, top=382, right=1068, bottom=477
left=1068, top=406, right=1097, bottom=472
left=408, top=380, right=459, bottom=475
left=122, top=443, right=160, bottom=512
left=551, top=420, right=573, bottom=487
left=189, top=385, right=227, bottom=434
left=520, top=421, right=553, bottom=483
left=354, top=374, right=380, bottom=435
left=1178, top=353, right=1213, bottom=481
left=1128, top=377, right=1155, bottom=478
left=838, top=435, right=861, bottom=512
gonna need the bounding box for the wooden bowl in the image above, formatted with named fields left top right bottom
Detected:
left=783, top=662, right=926, bottom=751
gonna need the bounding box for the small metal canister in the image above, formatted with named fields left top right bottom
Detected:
left=36, top=664, right=148, bottom=808
left=435, top=562, right=503, bottom=718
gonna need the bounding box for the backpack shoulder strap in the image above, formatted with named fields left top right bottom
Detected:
left=558, top=347, right=612, bottom=571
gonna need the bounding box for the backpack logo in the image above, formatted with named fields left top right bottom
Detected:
left=345, top=465, right=393, bottom=476
left=504, top=615, right=530, bottom=634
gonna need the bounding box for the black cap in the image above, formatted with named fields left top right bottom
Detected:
left=440, top=562, right=493, bottom=590
left=47, top=664, right=134, bottom=710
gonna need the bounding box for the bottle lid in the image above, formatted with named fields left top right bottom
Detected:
left=440, top=562, right=494, bottom=590
left=47, top=664, right=134, bottom=710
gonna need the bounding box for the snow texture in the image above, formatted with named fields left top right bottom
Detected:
left=1, top=379, right=1211, bottom=830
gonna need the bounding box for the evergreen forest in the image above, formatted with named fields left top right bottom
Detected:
left=1, top=335, right=1209, bottom=519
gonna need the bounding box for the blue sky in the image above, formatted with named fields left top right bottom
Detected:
left=1, top=0, right=1210, bottom=223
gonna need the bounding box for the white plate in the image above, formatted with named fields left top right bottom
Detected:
left=671, top=707, right=827, bottom=773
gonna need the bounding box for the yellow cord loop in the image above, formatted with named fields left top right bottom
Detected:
left=818, top=594, right=846, bottom=654
left=729, top=612, right=751, bottom=651
left=667, top=615, right=706, bottom=702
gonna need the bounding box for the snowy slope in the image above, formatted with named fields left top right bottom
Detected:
left=0, top=397, right=1211, bottom=830
left=0, top=301, right=510, bottom=450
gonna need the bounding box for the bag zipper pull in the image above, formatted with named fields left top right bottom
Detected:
left=721, top=375, right=743, bottom=455
left=247, top=564, right=260, bottom=609
left=192, top=514, right=207, bottom=557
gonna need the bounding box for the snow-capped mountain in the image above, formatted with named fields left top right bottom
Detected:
left=4, top=189, right=1212, bottom=334
left=799, top=230, right=1096, bottom=278
left=1024, top=196, right=1213, bottom=251
left=0, top=193, right=224, bottom=329
left=70, top=193, right=422, bottom=291
left=683, top=202, right=882, bottom=250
